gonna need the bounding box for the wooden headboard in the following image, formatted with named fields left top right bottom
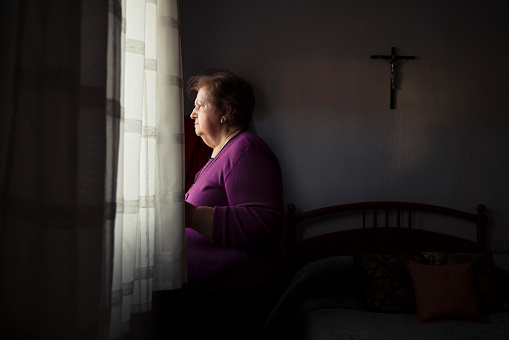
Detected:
left=286, top=201, right=488, bottom=267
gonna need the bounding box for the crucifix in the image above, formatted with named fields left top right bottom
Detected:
left=371, top=47, right=416, bottom=109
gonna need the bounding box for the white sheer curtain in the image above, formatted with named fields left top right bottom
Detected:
left=109, top=0, right=186, bottom=337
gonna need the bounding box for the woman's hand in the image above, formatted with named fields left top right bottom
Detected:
left=185, top=202, right=214, bottom=239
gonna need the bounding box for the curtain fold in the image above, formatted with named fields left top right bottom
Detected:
left=0, top=0, right=116, bottom=338
left=109, top=0, right=186, bottom=337
left=0, top=1, right=184, bottom=337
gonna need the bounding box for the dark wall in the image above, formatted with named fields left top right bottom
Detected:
left=180, top=0, right=509, bottom=269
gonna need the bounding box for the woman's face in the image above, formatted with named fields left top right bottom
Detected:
left=190, top=87, right=222, bottom=142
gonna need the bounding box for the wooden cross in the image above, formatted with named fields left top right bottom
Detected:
left=371, top=47, right=416, bottom=109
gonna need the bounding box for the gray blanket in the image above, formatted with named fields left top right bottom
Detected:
left=263, top=256, right=509, bottom=340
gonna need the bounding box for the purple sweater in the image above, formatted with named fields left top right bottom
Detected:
left=185, top=131, right=291, bottom=290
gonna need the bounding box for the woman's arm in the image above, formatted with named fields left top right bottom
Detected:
left=212, top=149, right=284, bottom=248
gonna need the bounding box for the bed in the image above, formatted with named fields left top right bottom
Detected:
left=263, top=201, right=509, bottom=340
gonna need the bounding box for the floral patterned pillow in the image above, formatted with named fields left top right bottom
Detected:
left=354, top=253, right=427, bottom=314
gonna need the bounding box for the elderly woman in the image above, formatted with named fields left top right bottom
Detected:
left=184, top=69, right=290, bottom=339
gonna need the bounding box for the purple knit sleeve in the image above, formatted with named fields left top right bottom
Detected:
left=212, top=149, right=284, bottom=248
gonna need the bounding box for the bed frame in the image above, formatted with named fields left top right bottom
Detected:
left=286, top=201, right=488, bottom=268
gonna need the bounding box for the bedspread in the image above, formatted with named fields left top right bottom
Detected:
left=263, top=256, right=509, bottom=340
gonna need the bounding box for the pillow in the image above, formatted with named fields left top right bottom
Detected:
left=406, top=260, right=491, bottom=324
left=354, top=253, right=426, bottom=314
left=422, top=251, right=508, bottom=312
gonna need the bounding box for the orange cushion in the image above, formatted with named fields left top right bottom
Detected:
left=406, top=261, right=491, bottom=324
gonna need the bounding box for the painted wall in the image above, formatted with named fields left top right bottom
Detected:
left=180, top=0, right=509, bottom=268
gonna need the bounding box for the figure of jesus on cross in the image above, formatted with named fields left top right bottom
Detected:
left=371, top=47, right=416, bottom=109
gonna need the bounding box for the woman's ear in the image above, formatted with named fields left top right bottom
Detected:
left=222, top=107, right=234, bottom=123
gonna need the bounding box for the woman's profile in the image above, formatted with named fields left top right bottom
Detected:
left=184, top=68, right=290, bottom=339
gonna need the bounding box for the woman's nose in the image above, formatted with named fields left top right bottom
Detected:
left=190, top=110, right=197, bottom=118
